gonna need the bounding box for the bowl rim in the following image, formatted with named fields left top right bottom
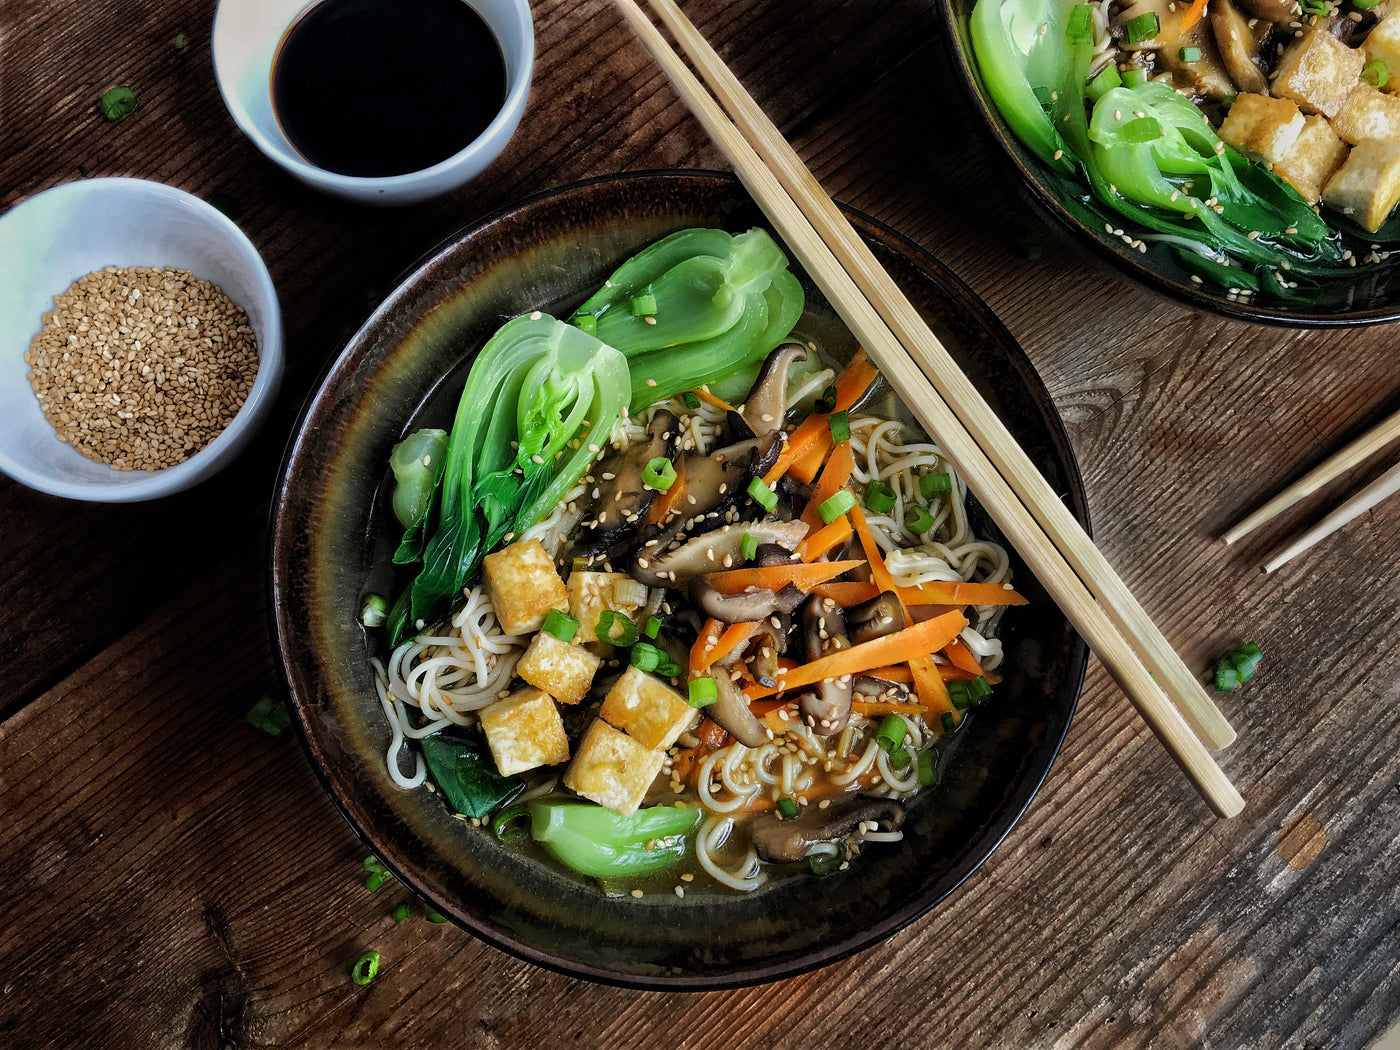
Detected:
left=209, top=0, right=535, bottom=194
left=933, top=0, right=1400, bottom=328
left=269, top=169, right=1090, bottom=988
left=0, top=177, right=284, bottom=502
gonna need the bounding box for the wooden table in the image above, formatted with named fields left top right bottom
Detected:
left=3, top=0, right=1399, bottom=1046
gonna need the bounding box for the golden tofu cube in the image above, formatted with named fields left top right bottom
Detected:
left=516, top=629, right=601, bottom=704
left=1364, top=12, right=1400, bottom=94
left=482, top=538, right=567, bottom=636
left=478, top=686, right=570, bottom=777
left=563, top=719, right=666, bottom=815
left=567, top=570, right=646, bottom=643
left=1218, top=93, right=1305, bottom=166
left=1322, top=138, right=1400, bottom=232
left=1274, top=114, right=1350, bottom=204
left=1332, top=84, right=1400, bottom=145
left=1272, top=28, right=1365, bottom=118
left=599, top=667, right=699, bottom=751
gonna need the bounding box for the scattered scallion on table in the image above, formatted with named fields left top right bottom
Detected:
left=1213, top=642, right=1262, bottom=692
left=99, top=86, right=137, bottom=122
left=246, top=697, right=291, bottom=737
left=351, top=950, right=380, bottom=986
left=391, top=903, right=412, bottom=922
left=359, top=593, right=388, bottom=627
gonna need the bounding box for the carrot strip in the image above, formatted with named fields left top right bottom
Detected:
left=788, top=430, right=832, bottom=484
left=761, top=349, right=878, bottom=485
left=1179, top=0, right=1208, bottom=32
left=705, top=559, right=863, bottom=596
left=863, top=664, right=914, bottom=683
left=909, top=654, right=960, bottom=726
left=800, top=442, right=855, bottom=534
left=643, top=455, right=686, bottom=528
left=690, top=619, right=759, bottom=674
left=744, top=609, right=968, bottom=700
left=812, top=578, right=1027, bottom=608
left=851, top=699, right=930, bottom=717
left=695, top=386, right=736, bottom=412
left=832, top=347, right=878, bottom=410
left=848, top=504, right=908, bottom=615
left=943, top=637, right=984, bottom=677
left=798, top=517, right=853, bottom=562
left=689, top=617, right=724, bottom=676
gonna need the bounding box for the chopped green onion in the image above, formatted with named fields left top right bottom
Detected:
left=1299, top=0, right=1327, bottom=12
left=99, top=86, right=137, bottom=122
left=814, top=384, right=838, bottom=414
left=1363, top=60, right=1389, bottom=88
left=573, top=313, right=597, bottom=336
left=941, top=712, right=958, bottom=735
left=819, top=489, right=857, bottom=524
left=1214, top=642, right=1262, bottom=691
left=426, top=908, right=447, bottom=923
left=682, top=391, right=701, bottom=410
left=359, top=593, right=388, bottom=627
left=864, top=480, right=897, bottom=514
left=748, top=477, right=778, bottom=512
left=808, top=844, right=845, bottom=876
left=642, top=456, right=677, bottom=491
left=1178, top=46, right=1202, bottom=62
left=1124, top=11, right=1159, bottom=43
left=828, top=410, right=851, bottom=444
left=740, top=532, right=759, bottom=561
left=1121, top=66, right=1149, bottom=88
left=351, top=950, right=380, bottom=986
left=493, top=804, right=531, bottom=843
left=874, top=714, right=907, bottom=753
left=1355, top=0, right=1380, bottom=9
left=630, top=293, right=658, bottom=316
left=776, top=797, right=799, bottom=819
left=888, top=747, right=912, bottom=770
left=948, top=675, right=991, bottom=710
left=391, top=903, right=411, bottom=922
left=919, top=472, right=952, bottom=499
left=246, top=696, right=291, bottom=737
left=630, top=642, right=665, bottom=672
left=917, top=749, right=937, bottom=787
left=905, top=505, right=936, bottom=534
left=173, top=32, right=187, bottom=51
left=1086, top=63, right=1122, bottom=102
left=596, top=609, right=638, bottom=646
left=1214, top=662, right=1240, bottom=692
left=643, top=615, right=662, bottom=639
left=688, top=677, right=718, bottom=708
left=543, top=608, right=579, bottom=643
left=365, top=872, right=390, bottom=892
left=1066, top=4, right=1094, bottom=43
left=656, top=657, right=683, bottom=678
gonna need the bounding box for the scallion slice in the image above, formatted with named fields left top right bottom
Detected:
left=688, top=677, right=718, bottom=708
left=492, top=804, right=532, bottom=843
left=919, top=471, right=952, bottom=499
left=351, top=950, right=380, bottom=986
left=1065, top=3, right=1094, bottom=43
left=874, top=714, right=907, bottom=753
left=682, top=391, right=701, bottom=410
left=1124, top=11, right=1159, bottom=43
left=246, top=697, right=291, bottom=737
left=1363, top=60, right=1389, bottom=88
left=1355, top=0, right=1380, bottom=9
left=940, top=711, right=957, bottom=734
left=864, top=479, right=897, bottom=514
left=630, top=642, right=665, bottom=672
left=543, top=608, right=579, bottom=643
left=888, top=747, right=912, bottom=770
left=1121, top=66, right=1149, bottom=88
left=1214, top=642, right=1262, bottom=691
left=642, top=456, right=677, bottom=491
left=1086, top=63, right=1122, bottom=102
left=99, top=86, right=137, bottom=122
left=917, top=749, right=937, bottom=787
left=808, top=844, right=845, bottom=875
left=643, top=615, right=662, bottom=639
left=905, top=505, right=936, bottom=534
left=776, top=797, right=799, bottom=819
left=828, top=410, right=850, bottom=444
left=740, top=532, right=758, bottom=561
left=948, top=675, right=992, bottom=709
left=391, top=903, right=411, bottom=922
left=1178, top=46, right=1202, bottom=62
left=814, top=384, right=838, bottom=414
left=426, top=908, right=447, bottom=923
left=748, top=477, right=778, bottom=512
left=818, top=489, right=857, bottom=524
left=630, top=293, right=658, bottom=316
left=596, top=609, right=639, bottom=646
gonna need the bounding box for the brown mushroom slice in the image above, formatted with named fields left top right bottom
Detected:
left=631, top=518, right=809, bottom=587
left=846, top=590, right=906, bottom=644
left=580, top=410, right=678, bottom=549
left=751, top=796, right=907, bottom=864
left=1211, top=0, right=1269, bottom=95
left=854, top=675, right=911, bottom=702
left=738, top=343, right=807, bottom=439
left=799, top=595, right=853, bottom=736
left=740, top=621, right=785, bottom=687
left=1236, top=0, right=1299, bottom=23
left=689, top=576, right=803, bottom=624
left=704, top=671, right=770, bottom=749
left=1117, top=0, right=1237, bottom=100
left=674, top=432, right=783, bottom=525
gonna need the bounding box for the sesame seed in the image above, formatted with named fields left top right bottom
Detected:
left=530, top=310, right=542, bottom=320
left=645, top=378, right=657, bottom=386
left=630, top=889, right=644, bottom=898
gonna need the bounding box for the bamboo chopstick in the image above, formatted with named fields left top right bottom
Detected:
left=612, top=0, right=1244, bottom=816
left=632, top=0, right=1234, bottom=754
left=1261, top=459, right=1400, bottom=573
left=1223, top=405, right=1400, bottom=545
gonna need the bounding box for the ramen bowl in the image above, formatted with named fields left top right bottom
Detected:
left=270, top=171, right=1089, bottom=988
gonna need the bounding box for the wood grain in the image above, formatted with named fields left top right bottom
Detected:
left=2, top=0, right=1399, bottom=1046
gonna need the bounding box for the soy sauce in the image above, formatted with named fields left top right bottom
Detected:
left=271, top=0, right=507, bottom=178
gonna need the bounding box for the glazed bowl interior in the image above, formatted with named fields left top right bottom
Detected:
left=271, top=172, right=1088, bottom=988
left=936, top=0, right=1400, bottom=326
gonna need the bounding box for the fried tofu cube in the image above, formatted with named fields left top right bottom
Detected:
left=1274, top=114, right=1350, bottom=204
left=599, top=667, right=699, bottom=751
left=1218, top=93, right=1305, bottom=166
left=1272, top=28, right=1365, bottom=118
left=1364, top=12, right=1400, bottom=94
left=1332, top=84, right=1400, bottom=145
left=1323, top=138, right=1400, bottom=231
left=516, top=629, right=601, bottom=704
left=479, top=686, right=570, bottom=776
left=482, top=538, right=567, bottom=636
left=567, top=571, right=646, bottom=643
left=563, top=719, right=666, bottom=815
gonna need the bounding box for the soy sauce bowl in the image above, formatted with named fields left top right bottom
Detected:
left=212, top=0, right=533, bottom=206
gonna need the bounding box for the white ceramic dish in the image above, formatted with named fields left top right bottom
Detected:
left=0, top=178, right=284, bottom=502
left=211, top=0, right=534, bottom=206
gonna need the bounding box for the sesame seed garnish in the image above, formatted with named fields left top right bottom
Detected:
left=645, top=378, right=657, bottom=386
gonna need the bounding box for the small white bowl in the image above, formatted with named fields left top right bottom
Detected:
left=211, top=0, right=534, bottom=206
left=0, top=178, right=284, bottom=502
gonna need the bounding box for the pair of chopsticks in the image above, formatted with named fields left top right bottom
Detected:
left=1224, top=406, right=1400, bottom=572
left=613, top=0, right=1245, bottom=817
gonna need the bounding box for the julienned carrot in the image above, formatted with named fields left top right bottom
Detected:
left=705, top=559, right=863, bottom=596
left=1179, top=0, right=1208, bottom=32
left=788, top=430, right=832, bottom=484
left=744, top=609, right=969, bottom=700
left=761, top=348, right=878, bottom=485
left=695, top=386, right=736, bottom=412
left=864, top=664, right=913, bottom=682
left=812, top=578, right=1027, bottom=608
left=851, top=699, right=930, bottom=717
left=763, top=417, right=823, bottom=485
left=690, top=618, right=759, bottom=674
left=800, top=442, right=855, bottom=533
left=943, top=637, right=984, bottom=677
left=832, top=347, right=877, bottom=410
left=798, top=516, right=853, bottom=562
left=909, top=654, right=960, bottom=725
left=848, top=504, right=907, bottom=614
left=643, top=454, right=686, bottom=528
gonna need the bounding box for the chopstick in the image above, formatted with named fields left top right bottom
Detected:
left=1223, top=405, right=1400, bottom=545
left=613, top=0, right=1244, bottom=816
left=1260, top=459, right=1400, bottom=572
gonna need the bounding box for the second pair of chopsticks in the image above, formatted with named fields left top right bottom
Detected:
left=613, top=0, right=1244, bottom=816
left=1224, top=405, right=1400, bottom=572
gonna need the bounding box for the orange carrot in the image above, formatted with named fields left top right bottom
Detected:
left=705, top=559, right=863, bottom=596
left=848, top=504, right=908, bottom=615
left=695, top=386, right=736, bottom=412
left=943, top=637, right=984, bottom=677
left=798, top=517, right=853, bottom=562
left=851, top=699, right=930, bottom=717
left=1179, top=0, right=1208, bottom=32
left=788, top=430, right=832, bottom=484
left=909, top=654, right=959, bottom=726
left=800, top=442, right=855, bottom=534
left=762, top=349, right=878, bottom=485
left=690, top=618, right=759, bottom=674
left=643, top=454, right=686, bottom=528
left=744, top=609, right=968, bottom=700
left=812, top=578, right=1027, bottom=608
left=832, top=347, right=878, bottom=410
left=863, top=664, right=914, bottom=683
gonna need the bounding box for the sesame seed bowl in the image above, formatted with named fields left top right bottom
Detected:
left=0, top=178, right=283, bottom=501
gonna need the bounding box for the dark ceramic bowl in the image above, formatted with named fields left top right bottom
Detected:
left=936, top=0, right=1400, bottom=326
left=270, top=171, right=1089, bottom=988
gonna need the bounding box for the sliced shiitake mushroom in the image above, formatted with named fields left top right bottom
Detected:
left=1211, top=0, right=1269, bottom=95
left=631, top=518, right=809, bottom=587
left=799, top=595, right=853, bottom=736
left=846, top=590, right=906, bottom=644
left=704, top=671, right=770, bottom=748
left=689, top=576, right=804, bottom=624
left=579, top=410, right=678, bottom=550
left=750, top=796, right=906, bottom=863
left=738, top=343, right=807, bottom=439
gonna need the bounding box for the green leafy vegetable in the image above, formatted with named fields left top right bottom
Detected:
left=388, top=428, right=448, bottom=557
left=419, top=730, right=524, bottom=818
left=527, top=801, right=702, bottom=879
